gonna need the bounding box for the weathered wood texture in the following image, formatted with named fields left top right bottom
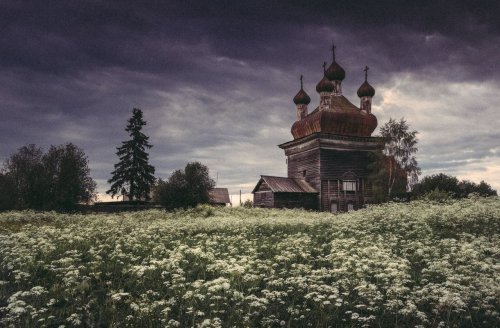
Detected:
left=253, top=191, right=274, bottom=208
left=274, top=193, right=318, bottom=210
left=286, top=147, right=379, bottom=212
left=287, top=149, right=321, bottom=192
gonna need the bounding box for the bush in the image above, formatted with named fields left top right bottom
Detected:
left=412, top=173, right=497, bottom=200
left=242, top=199, right=253, bottom=208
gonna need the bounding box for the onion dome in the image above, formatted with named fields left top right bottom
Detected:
left=357, top=66, right=375, bottom=97
left=357, top=81, right=375, bottom=97
left=316, top=62, right=334, bottom=93
left=293, top=75, right=311, bottom=105
left=325, top=43, right=345, bottom=81
left=316, top=76, right=334, bottom=93
left=325, top=61, right=346, bottom=81
left=291, top=95, right=378, bottom=138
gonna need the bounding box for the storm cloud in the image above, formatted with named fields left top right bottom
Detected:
left=1, top=0, right=499, bottom=201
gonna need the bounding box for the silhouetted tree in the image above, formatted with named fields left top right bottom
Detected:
left=2, top=143, right=96, bottom=210
left=43, top=143, right=97, bottom=210
left=380, top=118, right=421, bottom=196
left=154, top=162, right=215, bottom=210
left=4, top=144, right=46, bottom=209
left=107, top=108, right=156, bottom=201
left=0, top=173, right=17, bottom=211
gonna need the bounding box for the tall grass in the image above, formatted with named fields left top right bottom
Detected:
left=1, top=198, right=499, bottom=327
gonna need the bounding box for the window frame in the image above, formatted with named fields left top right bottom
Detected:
left=343, top=180, right=357, bottom=192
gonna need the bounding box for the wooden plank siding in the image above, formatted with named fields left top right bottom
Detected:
left=275, top=133, right=384, bottom=212
left=286, top=148, right=378, bottom=212
left=287, top=149, right=321, bottom=195
left=274, top=193, right=318, bottom=210
left=254, top=191, right=274, bottom=208
left=321, top=179, right=367, bottom=212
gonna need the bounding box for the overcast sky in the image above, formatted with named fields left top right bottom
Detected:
left=1, top=0, right=499, bottom=202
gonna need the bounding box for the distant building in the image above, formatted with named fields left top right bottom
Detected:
left=209, top=188, right=231, bottom=206
left=253, top=45, right=384, bottom=212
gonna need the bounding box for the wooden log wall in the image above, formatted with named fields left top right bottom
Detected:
left=274, top=193, right=318, bottom=210
left=253, top=191, right=274, bottom=208
left=287, top=149, right=321, bottom=192
left=320, top=179, right=368, bottom=212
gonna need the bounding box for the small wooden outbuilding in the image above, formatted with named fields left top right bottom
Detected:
left=252, top=175, right=318, bottom=210
left=209, top=188, right=231, bottom=206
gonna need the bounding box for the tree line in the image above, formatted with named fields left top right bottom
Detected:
left=0, top=110, right=496, bottom=212
left=0, top=144, right=96, bottom=211
left=0, top=108, right=214, bottom=212
left=369, top=118, right=496, bottom=202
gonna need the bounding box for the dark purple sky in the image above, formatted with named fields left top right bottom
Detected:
left=1, top=0, right=500, bottom=201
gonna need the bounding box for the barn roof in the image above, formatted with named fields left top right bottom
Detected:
left=252, top=176, right=318, bottom=193
left=209, top=188, right=231, bottom=204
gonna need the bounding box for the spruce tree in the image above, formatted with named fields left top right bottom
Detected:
left=107, top=108, right=155, bottom=201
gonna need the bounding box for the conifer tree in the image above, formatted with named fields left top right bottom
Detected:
left=107, top=108, right=155, bottom=201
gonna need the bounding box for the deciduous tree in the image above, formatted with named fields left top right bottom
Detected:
left=412, top=173, right=497, bottom=199
left=154, top=162, right=215, bottom=210
left=4, top=144, right=46, bottom=209
left=0, top=173, right=16, bottom=211
left=380, top=118, right=421, bottom=197
left=43, top=143, right=97, bottom=210
left=1, top=143, right=96, bottom=210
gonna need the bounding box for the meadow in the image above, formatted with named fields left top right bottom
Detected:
left=0, top=197, right=499, bottom=327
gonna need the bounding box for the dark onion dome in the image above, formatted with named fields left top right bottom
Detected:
left=325, top=61, right=346, bottom=81
left=293, top=88, right=311, bottom=105
left=291, top=95, right=378, bottom=138
left=357, top=80, right=375, bottom=97
left=316, top=76, right=334, bottom=93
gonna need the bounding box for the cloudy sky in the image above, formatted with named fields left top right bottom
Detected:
left=1, top=0, right=499, bottom=202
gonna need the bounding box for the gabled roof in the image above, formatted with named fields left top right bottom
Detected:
left=252, top=176, right=318, bottom=194
left=209, top=188, right=231, bottom=204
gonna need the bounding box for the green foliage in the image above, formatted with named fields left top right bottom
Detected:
left=412, top=173, right=497, bottom=199
left=242, top=199, right=253, bottom=208
left=421, top=187, right=453, bottom=202
left=1, top=144, right=96, bottom=211
left=154, top=162, right=215, bottom=210
left=367, top=151, right=407, bottom=203
left=43, top=144, right=97, bottom=210
left=4, top=144, right=46, bottom=209
left=0, top=173, right=16, bottom=211
left=1, top=198, right=499, bottom=327
left=380, top=118, right=421, bottom=194
left=107, top=108, right=156, bottom=201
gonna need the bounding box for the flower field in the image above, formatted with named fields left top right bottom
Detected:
left=1, top=198, right=499, bottom=327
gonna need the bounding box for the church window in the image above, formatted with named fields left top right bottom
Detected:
left=347, top=203, right=354, bottom=211
left=303, top=170, right=307, bottom=177
left=343, top=180, right=357, bottom=191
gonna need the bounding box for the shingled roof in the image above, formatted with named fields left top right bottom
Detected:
left=209, top=188, right=231, bottom=204
left=252, top=176, right=318, bottom=193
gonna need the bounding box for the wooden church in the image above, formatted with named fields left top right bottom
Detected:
left=253, top=45, right=384, bottom=212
